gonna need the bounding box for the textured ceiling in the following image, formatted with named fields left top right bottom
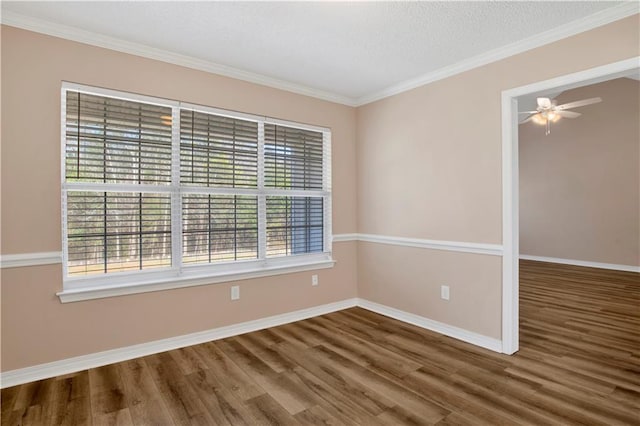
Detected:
left=1, top=1, right=628, bottom=102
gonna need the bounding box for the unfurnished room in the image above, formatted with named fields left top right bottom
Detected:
left=1, top=2, right=639, bottom=425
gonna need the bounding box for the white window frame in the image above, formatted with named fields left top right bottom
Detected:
left=58, top=82, right=333, bottom=303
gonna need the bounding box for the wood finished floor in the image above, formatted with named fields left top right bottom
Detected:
left=2, top=260, right=639, bottom=425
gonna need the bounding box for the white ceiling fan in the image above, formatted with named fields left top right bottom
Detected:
left=520, top=96, right=602, bottom=135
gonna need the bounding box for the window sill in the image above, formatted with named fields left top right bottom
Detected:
left=57, top=258, right=335, bottom=303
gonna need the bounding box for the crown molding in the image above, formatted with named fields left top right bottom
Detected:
left=354, top=3, right=639, bottom=106
left=0, top=11, right=357, bottom=107
left=2, top=4, right=637, bottom=108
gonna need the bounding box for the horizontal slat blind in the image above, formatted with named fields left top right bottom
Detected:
left=63, top=85, right=331, bottom=284
left=67, top=192, right=171, bottom=275
left=65, top=92, right=172, bottom=184
left=266, top=196, right=323, bottom=257
left=182, top=195, right=258, bottom=264
left=264, top=124, right=323, bottom=189
left=180, top=110, right=258, bottom=188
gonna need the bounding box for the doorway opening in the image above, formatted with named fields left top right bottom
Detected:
left=500, top=56, right=639, bottom=354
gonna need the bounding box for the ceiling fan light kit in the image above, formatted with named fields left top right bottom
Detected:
left=520, top=96, right=602, bottom=135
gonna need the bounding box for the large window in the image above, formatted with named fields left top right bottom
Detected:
left=61, top=83, right=332, bottom=298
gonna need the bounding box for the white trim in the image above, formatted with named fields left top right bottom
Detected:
left=62, top=81, right=179, bottom=107
left=332, top=233, right=359, bottom=242
left=264, top=117, right=331, bottom=134
left=61, top=86, right=69, bottom=279
left=2, top=12, right=356, bottom=107
left=0, top=296, right=514, bottom=387
left=58, top=258, right=336, bottom=303
left=500, top=56, right=640, bottom=356
left=520, top=255, right=640, bottom=273
left=180, top=101, right=264, bottom=123
left=356, top=233, right=503, bottom=256
left=179, top=187, right=330, bottom=198
left=0, top=233, right=501, bottom=269
left=354, top=3, right=639, bottom=105
left=64, top=182, right=174, bottom=193
left=0, top=234, right=357, bottom=270
left=170, top=105, right=183, bottom=274
left=0, top=252, right=62, bottom=268
left=501, top=94, right=520, bottom=355
left=501, top=57, right=640, bottom=98
left=323, top=132, right=333, bottom=254
left=62, top=187, right=332, bottom=203
left=357, top=299, right=503, bottom=353
left=257, top=122, right=267, bottom=261
left=0, top=298, right=358, bottom=388
left=3, top=5, right=637, bottom=107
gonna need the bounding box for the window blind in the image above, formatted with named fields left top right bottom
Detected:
left=266, top=196, right=324, bottom=257
left=65, top=91, right=173, bottom=276
left=180, top=110, right=258, bottom=188
left=65, top=92, right=172, bottom=184
left=264, top=124, right=323, bottom=189
left=62, top=83, right=331, bottom=289
left=264, top=124, right=325, bottom=256
left=180, top=108, right=260, bottom=265
left=66, top=192, right=171, bottom=275
left=182, top=194, right=258, bottom=264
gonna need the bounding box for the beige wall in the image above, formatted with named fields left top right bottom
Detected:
left=1, top=243, right=357, bottom=371
left=519, top=78, right=640, bottom=267
left=356, top=15, right=639, bottom=339
left=2, top=15, right=639, bottom=372
left=0, top=26, right=357, bottom=371
left=358, top=243, right=502, bottom=337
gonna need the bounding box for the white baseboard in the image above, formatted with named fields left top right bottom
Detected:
left=1, top=296, right=506, bottom=388
left=0, top=298, right=358, bottom=388
left=520, top=254, right=640, bottom=273
left=356, top=298, right=503, bottom=353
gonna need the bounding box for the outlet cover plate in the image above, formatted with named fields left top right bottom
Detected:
left=441, top=285, right=450, bottom=300
left=231, top=285, right=240, bottom=300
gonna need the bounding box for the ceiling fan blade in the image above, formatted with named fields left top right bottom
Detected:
left=557, top=110, right=581, bottom=118
left=519, top=111, right=539, bottom=114
left=520, top=113, right=537, bottom=123
left=537, top=97, right=551, bottom=109
left=556, top=97, right=602, bottom=110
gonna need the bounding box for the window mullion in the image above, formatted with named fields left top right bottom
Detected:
left=61, top=87, right=70, bottom=279
left=258, top=121, right=266, bottom=261
left=171, top=106, right=183, bottom=275
left=323, top=131, right=332, bottom=253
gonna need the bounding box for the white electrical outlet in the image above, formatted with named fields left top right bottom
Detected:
left=441, top=285, right=450, bottom=301
left=312, top=274, right=319, bottom=286
left=231, top=285, right=240, bottom=301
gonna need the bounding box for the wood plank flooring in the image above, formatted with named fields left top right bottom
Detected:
left=2, top=260, right=639, bottom=425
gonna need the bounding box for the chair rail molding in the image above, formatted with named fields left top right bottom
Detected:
left=0, top=252, right=62, bottom=268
